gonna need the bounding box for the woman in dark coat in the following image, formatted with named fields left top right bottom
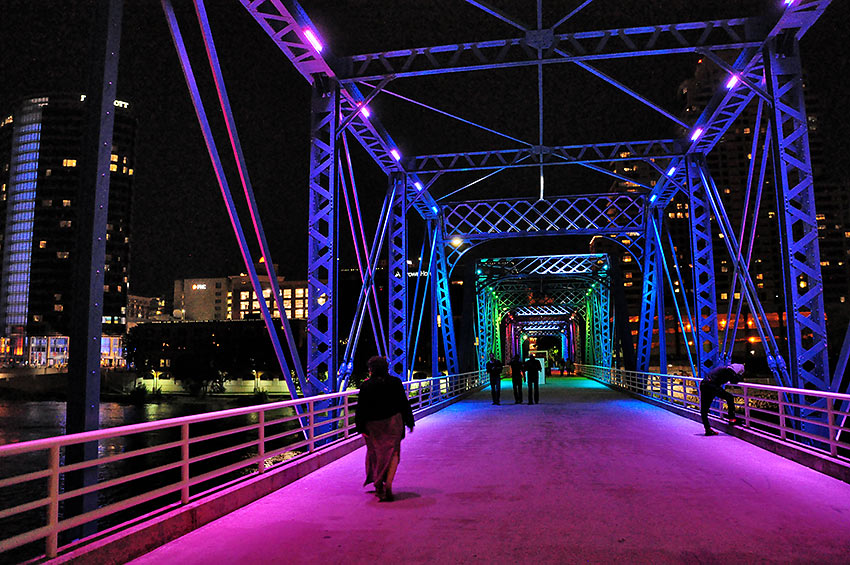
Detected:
left=355, top=356, right=414, bottom=501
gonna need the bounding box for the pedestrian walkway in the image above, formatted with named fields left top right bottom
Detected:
left=129, top=378, right=850, bottom=564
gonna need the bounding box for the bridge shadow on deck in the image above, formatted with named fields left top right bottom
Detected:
left=130, top=378, right=850, bottom=564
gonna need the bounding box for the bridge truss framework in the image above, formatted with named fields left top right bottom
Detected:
left=162, top=0, right=839, bottom=430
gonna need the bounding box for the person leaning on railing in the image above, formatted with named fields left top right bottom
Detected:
left=354, top=355, right=415, bottom=502
left=700, top=363, right=745, bottom=436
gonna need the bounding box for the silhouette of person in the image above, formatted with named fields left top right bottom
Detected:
left=509, top=354, right=525, bottom=404
left=700, top=363, right=745, bottom=435
left=355, top=356, right=414, bottom=501
left=485, top=354, right=503, bottom=405
left=524, top=355, right=542, bottom=405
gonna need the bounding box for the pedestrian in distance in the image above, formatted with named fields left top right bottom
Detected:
left=355, top=355, right=415, bottom=501
left=564, top=358, right=575, bottom=376
left=486, top=354, right=504, bottom=405
left=524, top=355, right=542, bottom=405
left=509, top=354, right=525, bottom=404
left=700, top=362, right=745, bottom=436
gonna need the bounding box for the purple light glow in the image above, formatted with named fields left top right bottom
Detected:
left=726, top=75, right=739, bottom=89
left=390, top=149, right=401, bottom=161
left=303, top=29, right=323, bottom=52
left=784, top=0, right=794, bottom=5
left=360, top=105, right=371, bottom=118
left=690, top=128, right=703, bottom=142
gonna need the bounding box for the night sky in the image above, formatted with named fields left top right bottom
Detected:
left=1, top=1, right=847, bottom=298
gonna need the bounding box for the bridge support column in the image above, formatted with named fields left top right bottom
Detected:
left=387, top=174, right=408, bottom=377
left=764, top=36, right=830, bottom=393
left=687, top=154, right=720, bottom=377
left=432, top=236, right=458, bottom=376
left=307, top=79, right=339, bottom=391
left=637, top=213, right=663, bottom=372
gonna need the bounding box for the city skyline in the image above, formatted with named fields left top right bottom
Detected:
left=1, top=1, right=847, bottom=300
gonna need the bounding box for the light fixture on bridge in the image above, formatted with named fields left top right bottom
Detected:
left=303, top=29, right=323, bottom=52
left=390, top=149, right=401, bottom=161
left=649, top=194, right=658, bottom=204
left=690, top=128, right=704, bottom=142
left=726, top=75, right=740, bottom=89
left=414, top=181, right=423, bottom=191
left=431, top=205, right=439, bottom=214
left=450, top=237, right=463, bottom=247
left=666, top=166, right=677, bottom=176
left=359, top=105, right=371, bottom=118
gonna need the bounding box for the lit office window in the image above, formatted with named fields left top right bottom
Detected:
left=62, top=159, right=76, bottom=167
left=39, top=240, right=47, bottom=248
left=56, top=251, right=69, bottom=259
left=109, top=163, right=117, bottom=172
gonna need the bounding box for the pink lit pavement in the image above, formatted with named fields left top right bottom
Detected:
left=129, top=378, right=850, bottom=564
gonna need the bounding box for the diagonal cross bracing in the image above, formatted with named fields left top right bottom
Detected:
left=445, top=194, right=646, bottom=242
left=407, top=139, right=682, bottom=173
left=337, top=18, right=758, bottom=81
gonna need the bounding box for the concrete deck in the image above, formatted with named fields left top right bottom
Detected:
left=129, top=378, right=850, bottom=564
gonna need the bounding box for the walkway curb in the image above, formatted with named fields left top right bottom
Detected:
left=50, top=386, right=485, bottom=564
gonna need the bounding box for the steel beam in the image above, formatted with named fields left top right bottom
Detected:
left=764, top=36, right=830, bottom=392
left=686, top=155, right=720, bottom=376
left=338, top=18, right=759, bottom=81
left=387, top=174, right=408, bottom=377
left=407, top=139, right=682, bottom=174
left=307, top=80, right=339, bottom=391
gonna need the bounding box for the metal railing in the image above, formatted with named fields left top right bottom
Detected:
left=581, top=364, right=850, bottom=461
left=0, top=370, right=486, bottom=560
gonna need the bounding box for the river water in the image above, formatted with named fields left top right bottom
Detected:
left=0, top=398, right=296, bottom=562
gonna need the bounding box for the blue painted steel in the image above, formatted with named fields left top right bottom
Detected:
left=388, top=174, right=408, bottom=377
left=764, top=36, right=830, bottom=393
left=432, top=234, right=459, bottom=375
left=339, top=18, right=760, bottom=82
left=636, top=214, right=661, bottom=372
left=407, top=140, right=681, bottom=174
left=686, top=155, right=720, bottom=376
left=307, top=81, right=339, bottom=392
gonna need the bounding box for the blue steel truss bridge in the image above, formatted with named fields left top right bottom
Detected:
left=161, top=1, right=847, bottom=431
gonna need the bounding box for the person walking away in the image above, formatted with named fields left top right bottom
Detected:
left=524, top=355, right=542, bottom=405
left=700, top=363, right=745, bottom=436
left=486, top=354, right=504, bottom=405
left=355, top=356, right=415, bottom=501
left=509, top=354, right=525, bottom=404
left=564, top=358, right=575, bottom=376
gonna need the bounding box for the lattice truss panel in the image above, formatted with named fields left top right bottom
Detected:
left=475, top=255, right=611, bottom=369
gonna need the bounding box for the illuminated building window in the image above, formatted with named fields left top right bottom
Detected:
left=743, top=128, right=751, bottom=134
left=62, top=159, right=76, bottom=167
left=756, top=273, right=763, bottom=280
left=54, top=294, right=61, bottom=301
left=39, top=240, right=47, bottom=248
left=33, top=315, right=42, bottom=322
left=123, top=156, right=127, bottom=164
left=295, top=288, right=304, bottom=298
left=252, top=301, right=260, bottom=309
left=622, top=255, right=632, bottom=263
left=841, top=297, right=846, bottom=303
left=623, top=282, right=633, bottom=287
left=56, top=251, right=69, bottom=259
left=240, top=291, right=249, bottom=300
left=109, top=163, right=117, bottom=172
left=45, top=169, right=52, bottom=176
left=295, top=309, right=304, bottom=318
left=820, top=261, right=830, bottom=267
left=816, top=214, right=825, bottom=221
left=721, top=266, right=728, bottom=273
left=54, top=304, right=63, bottom=312
left=262, top=288, right=271, bottom=298
left=734, top=292, right=741, bottom=299
left=62, top=199, right=71, bottom=207
left=768, top=212, right=775, bottom=219
left=283, top=289, right=292, bottom=298
left=284, top=300, right=291, bottom=309
left=128, top=168, right=133, bottom=175
left=123, top=167, right=127, bottom=174
left=111, top=154, right=118, bottom=162
left=625, top=272, right=632, bottom=279
left=240, top=302, right=248, bottom=311
left=721, top=293, right=728, bottom=300
left=295, top=299, right=304, bottom=308
left=668, top=212, right=675, bottom=219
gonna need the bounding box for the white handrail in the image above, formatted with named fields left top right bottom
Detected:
left=0, top=370, right=486, bottom=560
left=580, top=364, right=850, bottom=461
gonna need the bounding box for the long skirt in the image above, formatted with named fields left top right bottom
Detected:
left=363, top=413, right=404, bottom=486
